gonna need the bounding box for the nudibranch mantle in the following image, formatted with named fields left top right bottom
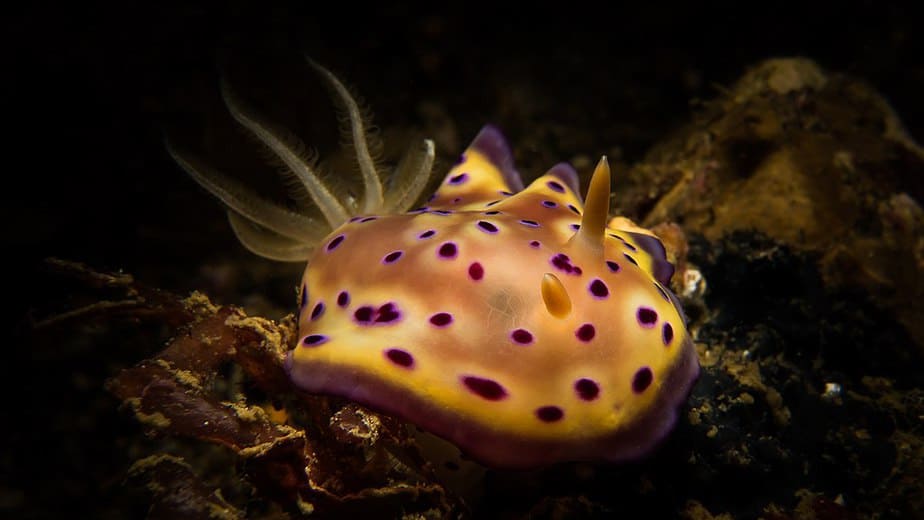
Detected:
left=287, top=126, right=699, bottom=468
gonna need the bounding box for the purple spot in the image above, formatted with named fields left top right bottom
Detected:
left=300, top=285, right=308, bottom=308
left=655, top=283, right=670, bottom=302
left=589, top=279, right=609, bottom=298
left=385, top=348, right=415, bottom=368
left=355, top=303, right=402, bottom=325
left=547, top=162, right=580, bottom=194
left=354, top=306, right=373, bottom=322
left=429, top=312, right=453, bottom=327
left=511, top=328, right=534, bottom=345
left=410, top=206, right=429, bottom=213
left=551, top=254, right=570, bottom=271
left=575, top=378, right=600, bottom=401
left=438, top=242, right=458, bottom=259
left=462, top=376, right=507, bottom=401
left=550, top=253, right=582, bottom=275
left=606, top=260, right=620, bottom=273
left=632, top=367, right=653, bottom=393
left=547, top=180, right=565, bottom=193
left=519, top=219, right=540, bottom=228
left=500, top=190, right=514, bottom=196
left=637, top=307, right=658, bottom=327
left=570, top=223, right=581, bottom=231
left=477, top=220, right=499, bottom=234
left=567, top=204, right=581, bottom=215
left=624, top=254, right=638, bottom=266
left=326, top=234, right=345, bottom=251
left=448, top=172, right=469, bottom=185
left=468, top=262, right=484, bottom=281
left=418, top=229, right=436, bottom=239
left=302, top=334, right=328, bottom=347
left=576, top=323, right=596, bottom=342
left=529, top=240, right=541, bottom=248
left=310, top=302, right=325, bottom=320
left=536, top=406, right=564, bottom=422
left=432, top=209, right=453, bottom=215
left=360, top=216, right=378, bottom=223
left=452, top=197, right=462, bottom=204
left=485, top=200, right=502, bottom=207
left=624, top=242, right=638, bottom=252
left=374, top=303, right=400, bottom=323
left=348, top=216, right=362, bottom=223
left=382, top=250, right=404, bottom=264
left=454, top=152, right=467, bottom=165
left=337, top=291, right=350, bottom=307
left=541, top=200, right=558, bottom=208
left=428, top=193, right=438, bottom=202
left=484, top=210, right=501, bottom=215
left=663, top=322, right=674, bottom=345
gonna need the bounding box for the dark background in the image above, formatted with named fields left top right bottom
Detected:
left=12, top=3, right=922, bottom=289
left=9, top=2, right=922, bottom=517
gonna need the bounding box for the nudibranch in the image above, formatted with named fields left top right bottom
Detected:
left=170, top=59, right=699, bottom=469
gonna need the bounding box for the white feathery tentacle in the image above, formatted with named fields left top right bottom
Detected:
left=167, top=140, right=325, bottom=242
left=384, top=138, right=436, bottom=212
left=220, top=80, right=351, bottom=227
left=306, top=57, right=385, bottom=213
left=170, top=58, right=441, bottom=262
left=227, top=210, right=320, bottom=261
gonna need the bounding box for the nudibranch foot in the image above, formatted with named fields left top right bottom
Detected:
left=168, top=58, right=437, bottom=261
